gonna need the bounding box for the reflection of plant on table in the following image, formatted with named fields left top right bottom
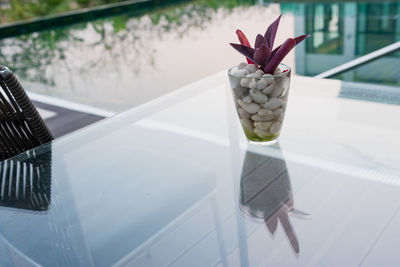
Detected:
left=239, top=149, right=310, bottom=254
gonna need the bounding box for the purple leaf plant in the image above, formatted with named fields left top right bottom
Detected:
left=230, top=15, right=310, bottom=74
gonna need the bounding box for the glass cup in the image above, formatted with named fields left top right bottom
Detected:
left=228, top=63, right=291, bottom=145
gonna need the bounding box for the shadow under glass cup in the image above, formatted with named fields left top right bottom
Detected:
left=228, top=63, right=291, bottom=145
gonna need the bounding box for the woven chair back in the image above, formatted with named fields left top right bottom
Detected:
left=0, top=66, right=53, bottom=161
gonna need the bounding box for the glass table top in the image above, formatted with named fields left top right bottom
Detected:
left=1, top=72, right=400, bottom=266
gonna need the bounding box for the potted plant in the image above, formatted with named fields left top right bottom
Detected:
left=228, top=15, right=310, bottom=144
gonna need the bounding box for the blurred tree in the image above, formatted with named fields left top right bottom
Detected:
left=8, top=0, right=64, bottom=20
left=77, top=0, right=90, bottom=6
left=2, top=0, right=134, bottom=22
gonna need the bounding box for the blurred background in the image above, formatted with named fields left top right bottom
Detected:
left=0, top=0, right=398, bottom=112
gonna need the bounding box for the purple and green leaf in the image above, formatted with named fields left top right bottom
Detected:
left=230, top=16, right=310, bottom=74
left=270, top=34, right=310, bottom=59
left=264, top=15, right=281, bottom=49
left=264, top=38, right=296, bottom=74
left=230, top=43, right=255, bottom=61
left=253, top=44, right=271, bottom=66
left=236, top=29, right=251, bottom=47
left=236, top=29, right=255, bottom=64
left=254, top=34, right=268, bottom=49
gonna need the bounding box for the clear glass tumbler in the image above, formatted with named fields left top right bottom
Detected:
left=228, top=63, right=291, bottom=144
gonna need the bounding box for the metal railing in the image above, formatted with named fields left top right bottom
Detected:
left=315, top=41, right=400, bottom=79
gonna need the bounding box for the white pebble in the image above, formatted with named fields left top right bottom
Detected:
left=238, top=62, right=247, bottom=70
left=240, top=118, right=254, bottom=130
left=245, top=73, right=257, bottom=78
left=251, top=114, right=273, bottom=122
left=245, top=64, right=258, bottom=73
left=256, top=79, right=267, bottom=90
left=238, top=108, right=251, bottom=119
left=232, top=69, right=247, bottom=77
left=257, top=108, right=272, bottom=116
left=240, top=77, right=251, bottom=87
left=281, top=99, right=288, bottom=109
left=232, top=87, right=248, bottom=98
left=262, top=73, right=273, bottom=79
left=241, top=119, right=255, bottom=136
left=254, top=69, right=264, bottom=78
left=270, top=84, right=284, bottom=97
left=271, top=108, right=283, bottom=119
left=249, top=89, right=268, bottom=104
left=270, top=122, right=282, bottom=135
left=248, top=79, right=257, bottom=90
left=254, top=121, right=273, bottom=130
left=263, top=76, right=274, bottom=87
left=242, top=95, right=252, bottom=104
left=254, top=128, right=270, bottom=138
left=277, top=112, right=284, bottom=122
left=263, top=98, right=284, bottom=110
left=265, top=77, right=274, bottom=86
left=238, top=99, right=260, bottom=114
left=263, top=83, right=275, bottom=95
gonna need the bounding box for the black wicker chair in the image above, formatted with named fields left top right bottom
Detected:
left=0, top=66, right=53, bottom=161
left=0, top=144, right=52, bottom=211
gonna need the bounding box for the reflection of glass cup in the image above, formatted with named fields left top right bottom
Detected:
left=228, top=63, right=291, bottom=144
left=239, top=149, right=293, bottom=220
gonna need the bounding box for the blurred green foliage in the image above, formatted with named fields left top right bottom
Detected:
left=0, top=0, right=131, bottom=23
left=0, top=0, right=255, bottom=23
left=7, top=0, right=62, bottom=21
